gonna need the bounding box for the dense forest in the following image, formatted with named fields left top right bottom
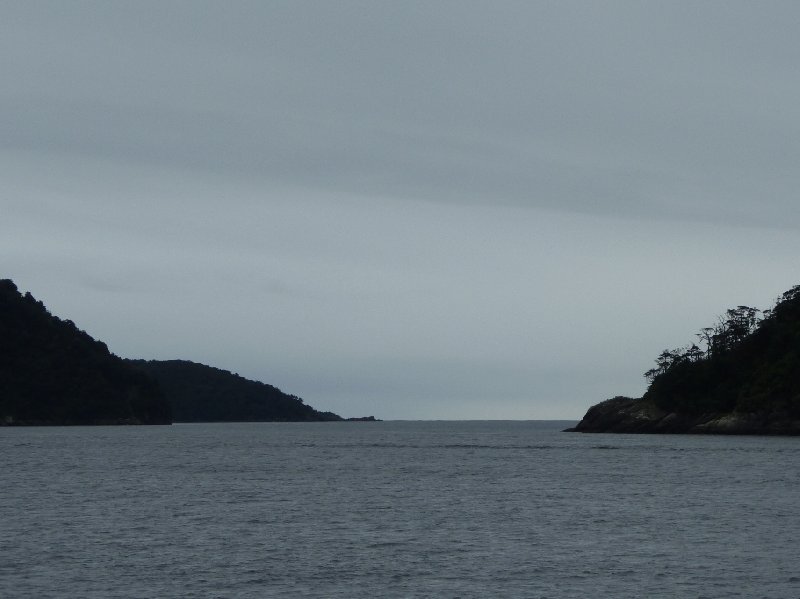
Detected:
left=0, top=279, right=171, bottom=425
left=1, top=279, right=347, bottom=425
left=128, top=359, right=343, bottom=422
left=569, top=283, right=800, bottom=434
left=643, top=284, right=800, bottom=417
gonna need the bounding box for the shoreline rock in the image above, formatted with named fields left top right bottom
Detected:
left=565, top=396, right=800, bottom=435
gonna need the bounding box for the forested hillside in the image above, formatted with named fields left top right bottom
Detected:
left=128, top=359, right=342, bottom=422
left=0, top=280, right=171, bottom=425
left=570, top=284, right=800, bottom=434
left=643, top=285, right=800, bottom=416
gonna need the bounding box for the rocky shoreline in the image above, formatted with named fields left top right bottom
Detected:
left=565, top=396, right=800, bottom=435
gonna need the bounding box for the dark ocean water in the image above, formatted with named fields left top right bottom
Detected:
left=1, top=421, right=799, bottom=598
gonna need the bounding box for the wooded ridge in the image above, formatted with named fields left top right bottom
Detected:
left=0, top=279, right=345, bottom=425
left=568, top=284, right=800, bottom=434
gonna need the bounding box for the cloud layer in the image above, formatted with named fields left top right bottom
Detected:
left=3, top=2, right=800, bottom=418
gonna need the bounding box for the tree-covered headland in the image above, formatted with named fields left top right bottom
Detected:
left=1, top=279, right=348, bottom=425
left=0, top=279, right=171, bottom=425
left=128, top=359, right=343, bottom=422
left=569, top=284, right=800, bottom=434
left=644, top=285, right=800, bottom=416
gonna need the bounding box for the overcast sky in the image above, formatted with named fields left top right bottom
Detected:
left=3, top=1, right=800, bottom=419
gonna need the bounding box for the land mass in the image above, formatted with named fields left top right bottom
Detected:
left=0, top=279, right=170, bottom=425
left=566, top=395, right=800, bottom=435
left=568, top=284, right=800, bottom=435
left=1, top=279, right=361, bottom=425
left=127, top=359, right=344, bottom=422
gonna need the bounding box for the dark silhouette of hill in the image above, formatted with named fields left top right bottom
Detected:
left=0, top=279, right=171, bottom=425
left=127, top=359, right=343, bottom=422
left=569, top=284, right=800, bottom=434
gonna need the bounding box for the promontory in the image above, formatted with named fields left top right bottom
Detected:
left=568, top=284, right=800, bottom=435
left=0, top=279, right=347, bottom=425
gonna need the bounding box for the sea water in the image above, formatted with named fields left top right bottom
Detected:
left=1, top=421, right=798, bottom=598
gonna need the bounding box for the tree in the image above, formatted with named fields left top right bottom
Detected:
left=685, top=343, right=704, bottom=362
left=644, top=348, right=685, bottom=382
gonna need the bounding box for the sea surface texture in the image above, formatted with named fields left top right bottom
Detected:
left=2, top=421, right=799, bottom=598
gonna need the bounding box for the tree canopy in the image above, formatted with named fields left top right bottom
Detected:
left=0, top=279, right=171, bottom=425
left=128, top=359, right=342, bottom=422
left=0, top=278, right=343, bottom=425
left=643, top=285, right=800, bottom=416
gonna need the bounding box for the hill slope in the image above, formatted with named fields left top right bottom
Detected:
left=569, top=284, right=800, bottom=434
left=0, top=280, right=171, bottom=425
left=128, top=359, right=343, bottom=422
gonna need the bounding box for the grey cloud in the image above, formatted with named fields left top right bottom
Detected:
left=4, top=2, right=800, bottom=228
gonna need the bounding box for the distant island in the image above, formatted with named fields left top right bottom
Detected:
left=0, top=279, right=376, bottom=425
left=568, top=284, right=800, bottom=435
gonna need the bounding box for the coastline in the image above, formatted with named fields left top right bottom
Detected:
left=565, top=396, right=800, bottom=435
